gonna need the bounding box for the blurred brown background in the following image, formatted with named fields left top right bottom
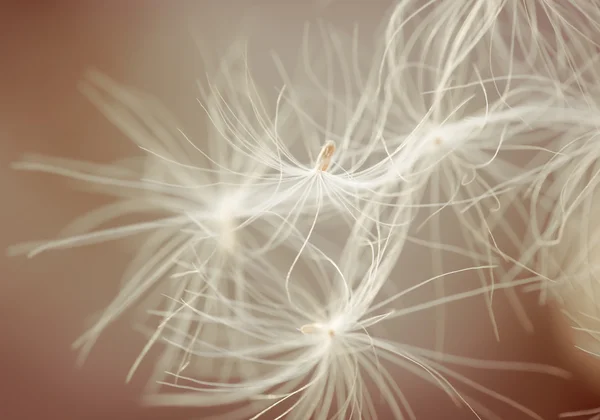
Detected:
left=1, top=1, right=599, bottom=419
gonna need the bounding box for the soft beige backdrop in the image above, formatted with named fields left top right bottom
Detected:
left=1, top=1, right=598, bottom=419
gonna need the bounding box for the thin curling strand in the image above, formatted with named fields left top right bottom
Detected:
left=561, top=407, right=600, bottom=420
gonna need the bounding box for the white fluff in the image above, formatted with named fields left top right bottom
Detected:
left=9, top=1, right=600, bottom=418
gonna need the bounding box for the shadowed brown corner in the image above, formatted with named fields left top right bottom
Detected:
left=1, top=1, right=600, bottom=419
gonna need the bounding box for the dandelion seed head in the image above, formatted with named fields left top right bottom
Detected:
left=420, top=125, right=461, bottom=155
left=299, top=322, right=335, bottom=338
left=315, top=140, right=336, bottom=172
left=209, top=193, right=245, bottom=252
left=299, top=312, right=350, bottom=340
